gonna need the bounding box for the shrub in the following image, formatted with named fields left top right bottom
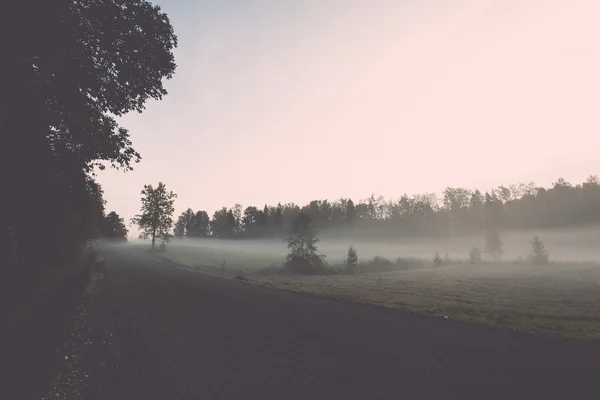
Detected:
left=285, top=255, right=326, bottom=275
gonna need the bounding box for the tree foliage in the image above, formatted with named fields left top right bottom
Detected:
left=101, top=211, right=128, bottom=241
left=531, top=236, right=549, bottom=265
left=284, top=212, right=324, bottom=273
left=174, top=209, right=210, bottom=238
left=173, top=176, right=600, bottom=240
left=1, top=0, right=177, bottom=270
left=132, top=183, right=177, bottom=250
left=344, top=245, right=359, bottom=273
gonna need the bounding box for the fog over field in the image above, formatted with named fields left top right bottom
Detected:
left=117, top=226, right=600, bottom=338
left=132, top=226, right=600, bottom=266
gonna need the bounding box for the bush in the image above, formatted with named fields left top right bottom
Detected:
left=369, top=256, right=394, bottom=272
left=284, top=255, right=326, bottom=275
left=156, top=242, right=167, bottom=253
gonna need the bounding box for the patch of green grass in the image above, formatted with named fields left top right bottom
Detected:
left=152, top=242, right=283, bottom=277
left=252, top=262, right=600, bottom=339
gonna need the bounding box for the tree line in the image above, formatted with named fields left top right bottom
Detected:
left=173, top=176, right=600, bottom=240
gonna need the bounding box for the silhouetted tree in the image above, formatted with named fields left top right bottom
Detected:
left=433, top=253, right=444, bottom=267
left=284, top=212, right=323, bottom=273
left=101, top=211, right=128, bottom=241
left=192, top=211, right=210, bottom=237
left=179, top=175, right=600, bottom=241
left=1, top=0, right=177, bottom=269
left=242, top=206, right=259, bottom=234
left=211, top=208, right=234, bottom=238
left=531, top=236, right=549, bottom=265
left=132, top=183, right=177, bottom=250
left=344, top=245, right=359, bottom=273
left=174, top=208, right=195, bottom=238
left=346, top=199, right=356, bottom=223
left=273, top=203, right=283, bottom=233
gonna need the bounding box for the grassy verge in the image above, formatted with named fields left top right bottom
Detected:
left=156, top=243, right=600, bottom=339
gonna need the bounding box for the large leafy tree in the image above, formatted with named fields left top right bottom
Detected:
left=101, top=211, right=129, bottom=241
left=174, top=208, right=196, bottom=238
left=132, top=183, right=177, bottom=250
left=192, top=211, right=211, bottom=237
left=1, top=1, right=177, bottom=267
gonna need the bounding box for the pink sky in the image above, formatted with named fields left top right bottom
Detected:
left=97, top=0, right=600, bottom=228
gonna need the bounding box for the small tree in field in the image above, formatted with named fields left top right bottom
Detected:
left=485, top=227, right=503, bottom=260
left=131, top=182, right=177, bottom=250
left=284, top=212, right=323, bottom=273
left=433, top=253, right=443, bottom=267
left=530, top=236, right=549, bottom=265
left=469, top=246, right=482, bottom=264
left=344, top=245, right=358, bottom=273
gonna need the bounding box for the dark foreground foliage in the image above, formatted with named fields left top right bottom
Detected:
left=1, top=0, right=177, bottom=303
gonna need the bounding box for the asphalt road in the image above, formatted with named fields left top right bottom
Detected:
left=41, top=246, right=600, bottom=399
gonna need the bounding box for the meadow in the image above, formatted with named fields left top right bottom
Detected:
left=141, top=228, right=600, bottom=339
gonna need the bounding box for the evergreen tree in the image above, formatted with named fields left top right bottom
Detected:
left=345, top=199, right=356, bottom=223
left=273, top=203, right=283, bottom=233
left=344, top=245, right=359, bottom=273
left=531, top=236, right=549, bottom=265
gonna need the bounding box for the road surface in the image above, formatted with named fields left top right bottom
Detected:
left=40, top=246, right=600, bottom=399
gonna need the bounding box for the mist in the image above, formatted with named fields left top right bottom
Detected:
left=123, top=226, right=600, bottom=267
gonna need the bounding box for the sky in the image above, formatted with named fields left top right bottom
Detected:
left=97, top=0, right=600, bottom=229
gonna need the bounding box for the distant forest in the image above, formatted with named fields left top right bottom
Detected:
left=174, top=175, right=600, bottom=239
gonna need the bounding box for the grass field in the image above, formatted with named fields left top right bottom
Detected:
left=252, top=262, right=600, bottom=339
left=146, top=236, right=600, bottom=339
